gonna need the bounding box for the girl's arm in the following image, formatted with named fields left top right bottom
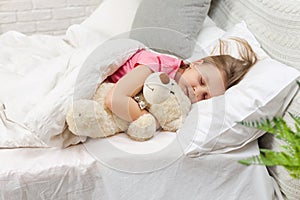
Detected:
left=105, top=65, right=152, bottom=122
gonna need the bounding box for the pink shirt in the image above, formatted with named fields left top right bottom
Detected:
left=106, top=49, right=183, bottom=83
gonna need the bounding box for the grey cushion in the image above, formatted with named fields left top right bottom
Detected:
left=130, top=0, right=211, bottom=59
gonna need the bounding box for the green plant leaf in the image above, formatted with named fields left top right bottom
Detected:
left=289, top=112, right=300, bottom=137
left=238, top=115, right=300, bottom=179
left=239, top=81, right=300, bottom=179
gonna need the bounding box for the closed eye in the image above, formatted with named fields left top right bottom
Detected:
left=199, top=76, right=206, bottom=86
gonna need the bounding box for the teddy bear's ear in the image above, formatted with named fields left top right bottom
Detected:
left=159, top=73, right=170, bottom=84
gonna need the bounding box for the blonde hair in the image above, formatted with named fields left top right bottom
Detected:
left=201, top=37, right=257, bottom=89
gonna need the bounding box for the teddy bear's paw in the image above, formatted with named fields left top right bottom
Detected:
left=150, top=96, right=182, bottom=131
left=66, top=99, right=120, bottom=138
left=66, top=100, right=102, bottom=137
left=127, top=114, right=156, bottom=141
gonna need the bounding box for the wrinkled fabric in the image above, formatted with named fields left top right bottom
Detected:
left=0, top=24, right=145, bottom=148
left=0, top=140, right=282, bottom=200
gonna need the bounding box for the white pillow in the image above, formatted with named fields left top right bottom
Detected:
left=188, top=20, right=225, bottom=61
left=81, top=0, right=143, bottom=36
left=178, top=22, right=300, bottom=156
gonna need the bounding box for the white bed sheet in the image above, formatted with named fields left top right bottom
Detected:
left=0, top=138, right=280, bottom=200
left=0, top=17, right=283, bottom=199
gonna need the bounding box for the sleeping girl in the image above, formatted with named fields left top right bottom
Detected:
left=104, top=37, right=257, bottom=128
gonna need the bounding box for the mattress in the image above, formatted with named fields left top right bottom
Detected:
left=0, top=137, right=279, bottom=200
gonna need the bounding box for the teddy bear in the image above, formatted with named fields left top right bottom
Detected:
left=66, top=72, right=191, bottom=141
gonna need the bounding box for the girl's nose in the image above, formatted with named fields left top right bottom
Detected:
left=194, top=86, right=209, bottom=100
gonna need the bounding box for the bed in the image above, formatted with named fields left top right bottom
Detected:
left=0, top=0, right=299, bottom=199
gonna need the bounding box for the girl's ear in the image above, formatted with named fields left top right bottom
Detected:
left=190, top=59, right=204, bottom=69
left=194, top=59, right=204, bottom=64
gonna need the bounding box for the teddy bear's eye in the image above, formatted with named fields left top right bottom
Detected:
left=145, top=84, right=154, bottom=91
left=170, top=91, right=175, bottom=95
left=78, top=114, right=81, bottom=117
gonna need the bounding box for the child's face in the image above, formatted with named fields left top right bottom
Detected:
left=177, top=60, right=226, bottom=103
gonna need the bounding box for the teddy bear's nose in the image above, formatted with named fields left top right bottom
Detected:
left=159, top=73, right=170, bottom=84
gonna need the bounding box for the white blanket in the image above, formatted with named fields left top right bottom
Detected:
left=0, top=25, right=145, bottom=148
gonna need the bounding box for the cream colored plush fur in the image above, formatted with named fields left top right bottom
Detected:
left=66, top=72, right=191, bottom=141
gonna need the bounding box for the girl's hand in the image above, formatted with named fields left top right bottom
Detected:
left=105, top=65, right=153, bottom=122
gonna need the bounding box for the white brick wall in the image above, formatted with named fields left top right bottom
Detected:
left=0, top=0, right=103, bottom=35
